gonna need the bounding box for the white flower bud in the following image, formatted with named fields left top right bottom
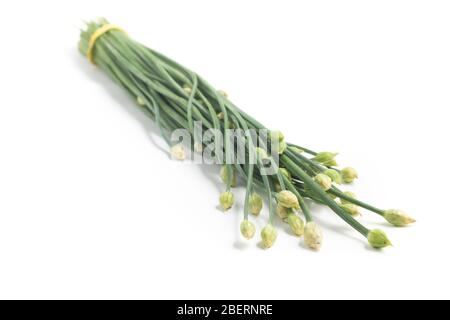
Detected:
left=170, top=144, right=186, bottom=161
left=220, top=165, right=237, bottom=187
left=314, top=173, right=333, bottom=191
left=340, top=191, right=357, bottom=205
left=218, top=90, right=228, bottom=98
left=340, top=204, right=360, bottom=217
left=341, top=167, right=358, bottom=184
left=304, top=222, right=323, bottom=251
left=276, top=190, right=300, bottom=210
left=219, top=191, right=234, bottom=211
left=276, top=203, right=293, bottom=220
left=137, top=96, right=146, bottom=106
left=261, top=225, right=277, bottom=249
left=194, top=142, right=203, bottom=153
left=240, top=220, right=256, bottom=240
left=383, top=209, right=416, bottom=227
left=287, top=214, right=305, bottom=237
left=249, top=193, right=263, bottom=216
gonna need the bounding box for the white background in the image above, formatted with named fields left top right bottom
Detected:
left=0, top=0, right=449, bottom=300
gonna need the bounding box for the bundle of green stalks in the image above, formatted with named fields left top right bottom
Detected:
left=79, top=19, right=415, bottom=250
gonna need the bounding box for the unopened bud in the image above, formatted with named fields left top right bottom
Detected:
left=276, top=190, right=300, bottom=210
left=219, top=191, right=234, bottom=211
left=314, top=173, right=333, bottom=191
left=304, top=222, right=323, bottom=250
left=340, top=204, right=360, bottom=217
left=324, top=169, right=342, bottom=184
left=255, top=147, right=269, bottom=162
left=312, top=152, right=338, bottom=167
left=194, top=142, right=203, bottom=153
left=367, top=229, right=392, bottom=249
left=341, top=167, right=358, bottom=184
left=279, top=168, right=292, bottom=181
left=218, top=90, right=228, bottom=98
left=220, top=165, right=237, bottom=187
left=240, top=220, right=256, bottom=240
left=137, top=96, right=146, bottom=106
left=383, top=209, right=416, bottom=227
left=249, top=193, right=263, bottom=216
left=183, top=85, right=192, bottom=94
left=340, top=191, right=357, bottom=205
left=261, top=225, right=277, bottom=249
left=287, top=214, right=305, bottom=237
left=170, top=144, right=186, bottom=161
left=276, top=203, right=293, bottom=220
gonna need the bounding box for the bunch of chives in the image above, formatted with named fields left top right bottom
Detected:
left=79, top=19, right=415, bottom=250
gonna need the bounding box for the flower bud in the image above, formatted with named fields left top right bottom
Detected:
left=287, top=214, right=305, bottom=237
left=341, top=167, right=358, bottom=184
left=312, top=152, right=338, bottom=167
left=324, top=169, right=342, bottom=184
left=314, top=173, right=333, bottom=191
left=279, top=168, right=292, bottom=181
left=274, top=183, right=282, bottom=192
left=276, top=190, right=300, bottom=210
left=255, top=147, right=269, bottom=162
left=383, top=209, right=416, bottom=227
left=170, top=143, right=186, bottom=161
left=219, top=191, right=234, bottom=211
left=240, top=220, right=256, bottom=240
left=340, top=203, right=360, bottom=217
left=217, top=112, right=225, bottom=120
left=249, top=193, right=263, bottom=216
left=340, top=191, right=357, bottom=205
left=367, top=229, right=392, bottom=249
left=194, top=142, right=203, bottom=153
left=261, top=224, right=277, bottom=249
left=218, top=90, right=228, bottom=98
left=290, top=147, right=304, bottom=154
left=183, top=85, right=192, bottom=94
left=270, top=131, right=287, bottom=154
left=276, top=203, right=293, bottom=220
left=304, top=222, right=323, bottom=250
left=220, top=165, right=237, bottom=187
left=137, top=96, right=146, bottom=106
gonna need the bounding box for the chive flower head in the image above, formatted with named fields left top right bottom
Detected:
left=340, top=191, right=357, bottom=205
left=249, top=193, right=263, bottom=216
left=261, top=224, right=278, bottom=249
left=324, top=169, right=342, bottom=184
left=312, top=152, right=338, bottom=166
left=276, top=203, right=293, bottom=220
left=240, top=220, right=256, bottom=240
left=383, top=209, right=416, bottom=227
left=279, top=168, right=292, bottom=181
left=341, top=167, right=358, bottom=184
left=170, top=144, right=186, bottom=161
left=220, top=165, right=237, bottom=187
left=276, top=190, right=300, bottom=210
left=219, top=191, right=234, bottom=211
left=304, top=222, right=323, bottom=250
left=314, top=173, right=333, bottom=191
left=287, top=213, right=305, bottom=237
left=340, top=203, right=360, bottom=217
left=367, top=229, right=392, bottom=249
